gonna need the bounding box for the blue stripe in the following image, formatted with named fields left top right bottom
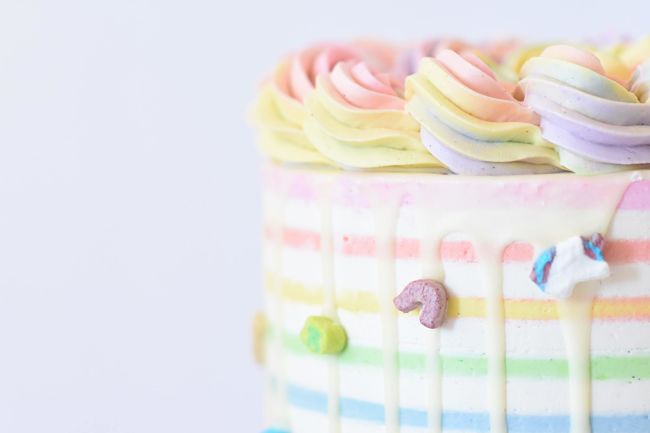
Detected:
left=507, top=414, right=569, bottom=433
left=340, top=395, right=386, bottom=423
left=443, top=411, right=490, bottom=431
left=286, top=384, right=650, bottom=432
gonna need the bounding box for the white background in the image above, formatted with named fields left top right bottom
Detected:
left=0, top=0, right=647, bottom=432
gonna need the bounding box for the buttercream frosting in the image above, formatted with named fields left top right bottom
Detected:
left=520, top=45, right=650, bottom=174
left=304, top=60, right=441, bottom=168
left=253, top=36, right=650, bottom=175
left=254, top=43, right=376, bottom=164
left=392, top=38, right=473, bottom=81
left=405, top=49, right=562, bottom=175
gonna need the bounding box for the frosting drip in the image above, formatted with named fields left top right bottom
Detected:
left=260, top=163, right=648, bottom=433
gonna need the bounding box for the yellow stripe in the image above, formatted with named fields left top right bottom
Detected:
left=267, top=275, right=650, bottom=321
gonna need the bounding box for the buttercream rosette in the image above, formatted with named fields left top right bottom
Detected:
left=392, top=38, right=520, bottom=87
left=253, top=43, right=362, bottom=164
left=254, top=41, right=395, bottom=164
left=393, top=38, right=473, bottom=80
left=303, top=60, right=441, bottom=168
left=630, top=60, right=650, bottom=103
left=620, top=36, right=650, bottom=70
left=473, top=38, right=538, bottom=87
left=405, top=49, right=562, bottom=175
left=520, top=45, right=650, bottom=174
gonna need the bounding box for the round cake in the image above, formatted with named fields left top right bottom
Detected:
left=251, top=36, right=650, bottom=433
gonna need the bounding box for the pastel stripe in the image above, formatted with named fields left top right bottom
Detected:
left=269, top=228, right=650, bottom=264
left=265, top=165, right=650, bottom=210
left=280, top=334, right=650, bottom=381
left=287, top=384, right=650, bottom=432
left=270, top=277, right=650, bottom=320
left=617, top=180, right=650, bottom=210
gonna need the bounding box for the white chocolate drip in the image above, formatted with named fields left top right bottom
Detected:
left=410, top=174, right=634, bottom=433
left=374, top=196, right=402, bottom=433
left=264, top=165, right=641, bottom=433
left=417, top=207, right=444, bottom=433
left=265, top=180, right=289, bottom=429
left=416, top=204, right=509, bottom=432
left=558, top=284, right=595, bottom=433
left=475, top=243, right=507, bottom=433
left=319, top=186, right=342, bottom=433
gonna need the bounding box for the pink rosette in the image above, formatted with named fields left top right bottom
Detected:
left=303, top=59, right=441, bottom=168
left=254, top=42, right=397, bottom=164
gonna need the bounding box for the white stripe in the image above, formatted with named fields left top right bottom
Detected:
left=288, top=406, right=329, bottom=433
left=286, top=352, right=330, bottom=390
left=375, top=202, right=401, bottom=433
left=286, top=363, right=650, bottom=417
left=284, top=200, right=322, bottom=231
left=593, top=380, right=650, bottom=413
left=609, top=210, right=650, bottom=239
left=278, top=196, right=650, bottom=243
left=275, top=253, right=650, bottom=300
left=281, top=249, right=323, bottom=287
left=320, top=191, right=341, bottom=433
left=279, top=188, right=650, bottom=230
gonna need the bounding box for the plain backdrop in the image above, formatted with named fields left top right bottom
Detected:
left=0, top=0, right=647, bottom=432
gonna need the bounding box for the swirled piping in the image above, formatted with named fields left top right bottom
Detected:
left=405, top=49, right=562, bottom=175
left=253, top=44, right=366, bottom=164
left=304, top=61, right=442, bottom=168
left=520, top=45, right=650, bottom=174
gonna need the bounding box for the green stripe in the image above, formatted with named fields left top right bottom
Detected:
left=277, top=333, right=650, bottom=381
left=592, top=356, right=650, bottom=380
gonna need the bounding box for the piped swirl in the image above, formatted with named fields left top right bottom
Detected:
left=520, top=45, right=650, bottom=173
left=253, top=44, right=362, bottom=164
left=405, top=49, right=562, bottom=175
left=253, top=35, right=650, bottom=175
left=304, top=61, right=441, bottom=168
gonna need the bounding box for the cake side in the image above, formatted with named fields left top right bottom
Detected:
left=259, top=164, right=650, bottom=433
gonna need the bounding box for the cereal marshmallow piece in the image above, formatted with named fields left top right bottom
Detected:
left=300, top=315, right=347, bottom=355
left=530, top=233, right=609, bottom=299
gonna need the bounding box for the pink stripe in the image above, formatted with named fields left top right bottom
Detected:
left=285, top=227, right=320, bottom=249
left=604, top=240, right=650, bottom=264
left=342, top=236, right=535, bottom=262
left=270, top=228, right=649, bottom=264
left=264, top=165, right=650, bottom=210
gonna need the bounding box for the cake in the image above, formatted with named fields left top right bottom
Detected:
left=251, top=36, right=650, bottom=433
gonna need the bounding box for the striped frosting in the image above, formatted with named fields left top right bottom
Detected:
left=261, top=163, right=650, bottom=433
left=284, top=384, right=650, bottom=433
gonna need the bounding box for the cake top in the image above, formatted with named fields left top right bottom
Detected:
left=252, top=36, right=650, bottom=175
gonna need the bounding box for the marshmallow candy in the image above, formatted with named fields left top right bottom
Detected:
left=530, top=233, right=610, bottom=299
left=394, top=279, right=448, bottom=329
left=299, top=315, right=348, bottom=355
